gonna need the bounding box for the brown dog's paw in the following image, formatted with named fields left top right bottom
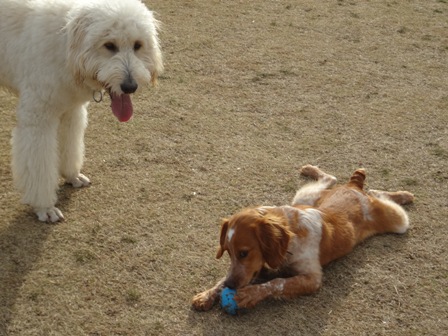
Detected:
left=299, top=165, right=321, bottom=179
left=192, top=290, right=217, bottom=311
left=235, top=285, right=266, bottom=309
left=300, top=165, right=337, bottom=186
left=396, top=191, right=415, bottom=205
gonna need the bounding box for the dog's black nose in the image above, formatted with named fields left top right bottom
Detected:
left=120, top=77, right=138, bottom=94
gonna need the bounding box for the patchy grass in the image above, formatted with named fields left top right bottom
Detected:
left=125, top=289, right=142, bottom=305
left=74, top=249, right=97, bottom=264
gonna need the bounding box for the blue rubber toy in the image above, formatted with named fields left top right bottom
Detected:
left=220, top=287, right=238, bottom=315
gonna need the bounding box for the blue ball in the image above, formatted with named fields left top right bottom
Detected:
left=220, top=287, right=238, bottom=315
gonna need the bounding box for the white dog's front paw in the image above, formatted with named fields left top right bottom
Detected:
left=35, top=207, right=65, bottom=223
left=66, top=174, right=91, bottom=188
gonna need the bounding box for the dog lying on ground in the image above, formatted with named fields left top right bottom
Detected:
left=0, top=0, right=163, bottom=222
left=192, top=164, right=414, bottom=311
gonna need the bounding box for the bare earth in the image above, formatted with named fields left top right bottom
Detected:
left=1, top=1, right=447, bottom=335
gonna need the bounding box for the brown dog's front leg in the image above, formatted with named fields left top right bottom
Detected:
left=192, top=277, right=225, bottom=311
left=235, top=273, right=322, bottom=308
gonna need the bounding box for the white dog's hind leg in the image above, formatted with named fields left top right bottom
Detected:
left=11, top=101, right=63, bottom=222
left=59, top=104, right=91, bottom=188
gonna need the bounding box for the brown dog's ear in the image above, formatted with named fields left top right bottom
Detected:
left=256, top=216, right=293, bottom=269
left=216, top=219, right=229, bottom=259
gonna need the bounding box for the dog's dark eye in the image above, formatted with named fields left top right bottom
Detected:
left=239, top=251, right=248, bottom=259
left=104, top=42, right=118, bottom=52
left=134, top=41, right=142, bottom=51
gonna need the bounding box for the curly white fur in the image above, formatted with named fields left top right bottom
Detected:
left=0, top=0, right=163, bottom=222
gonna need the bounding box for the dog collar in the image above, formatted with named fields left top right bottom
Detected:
left=93, top=90, right=103, bottom=103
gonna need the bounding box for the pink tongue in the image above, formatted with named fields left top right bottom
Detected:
left=111, top=93, right=133, bottom=122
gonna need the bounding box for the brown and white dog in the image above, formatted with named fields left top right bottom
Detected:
left=192, top=165, right=414, bottom=311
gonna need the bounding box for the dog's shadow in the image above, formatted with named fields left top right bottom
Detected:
left=188, top=233, right=410, bottom=335
left=0, top=184, right=77, bottom=334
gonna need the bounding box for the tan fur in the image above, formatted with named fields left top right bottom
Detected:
left=192, top=165, right=413, bottom=311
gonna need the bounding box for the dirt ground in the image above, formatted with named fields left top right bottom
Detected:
left=1, top=0, right=447, bottom=335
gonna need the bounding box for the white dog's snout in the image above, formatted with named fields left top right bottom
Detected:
left=121, top=75, right=138, bottom=94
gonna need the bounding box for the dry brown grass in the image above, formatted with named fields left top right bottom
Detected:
left=1, top=0, right=447, bottom=335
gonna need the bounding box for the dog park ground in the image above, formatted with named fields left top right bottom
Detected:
left=1, top=0, right=447, bottom=335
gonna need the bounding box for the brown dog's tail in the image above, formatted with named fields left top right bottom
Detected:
left=349, top=169, right=366, bottom=190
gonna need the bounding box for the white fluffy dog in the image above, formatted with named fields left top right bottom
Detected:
left=0, top=0, right=163, bottom=222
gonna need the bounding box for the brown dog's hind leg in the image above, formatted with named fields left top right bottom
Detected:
left=348, top=168, right=366, bottom=190
left=369, top=190, right=414, bottom=205
left=300, top=164, right=337, bottom=186
left=292, top=165, right=337, bottom=206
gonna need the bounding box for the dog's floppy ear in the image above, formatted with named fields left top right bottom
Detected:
left=216, top=219, right=229, bottom=259
left=149, top=32, right=163, bottom=87
left=65, top=12, right=92, bottom=85
left=255, top=215, right=293, bottom=269
left=144, top=15, right=163, bottom=87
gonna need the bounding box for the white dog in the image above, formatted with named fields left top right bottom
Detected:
left=0, top=0, right=163, bottom=222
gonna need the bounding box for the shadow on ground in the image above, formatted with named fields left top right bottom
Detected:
left=0, top=185, right=82, bottom=335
